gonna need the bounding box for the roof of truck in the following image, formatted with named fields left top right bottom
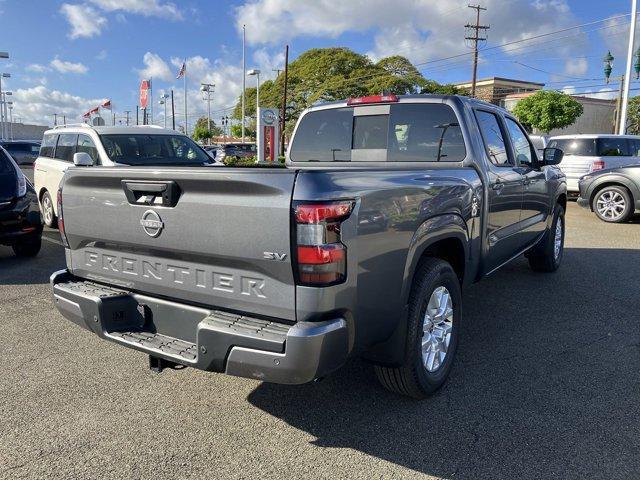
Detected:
left=308, top=94, right=504, bottom=112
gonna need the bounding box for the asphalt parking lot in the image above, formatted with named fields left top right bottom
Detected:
left=1, top=202, right=639, bottom=480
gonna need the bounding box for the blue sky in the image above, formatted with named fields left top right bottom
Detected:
left=0, top=0, right=637, bottom=128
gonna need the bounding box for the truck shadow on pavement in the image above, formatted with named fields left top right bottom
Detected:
left=0, top=234, right=65, bottom=286
left=247, top=247, right=640, bottom=480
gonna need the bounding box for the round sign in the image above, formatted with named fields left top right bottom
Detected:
left=261, top=109, right=277, bottom=125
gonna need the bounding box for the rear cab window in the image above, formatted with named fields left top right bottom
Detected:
left=289, top=102, right=466, bottom=163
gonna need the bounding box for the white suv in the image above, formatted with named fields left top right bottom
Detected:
left=547, top=134, right=640, bottom=193
left=34, top=124, right=211, bottom=227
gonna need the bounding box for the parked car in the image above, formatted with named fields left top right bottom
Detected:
left=50, top=95, right=566, bottom=398
left=215, top=143, right=257, bottom=162
left=0, top=145, right=42, bottom=257
left=577, top=164, right=640, bottom=222
left=0, top=140, right=41, bottom=183
left=34, top=124, right=212, bottom=227
left=547, top=134, right=640, bottom=193
left=528, top=134, right=549, bottom=159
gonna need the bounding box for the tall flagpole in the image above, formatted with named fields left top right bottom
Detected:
left=620, top=0, right=638, bottom=135
left=242, top=24, right=246, bottom=142
left=184, top=60, right=188, bottom=135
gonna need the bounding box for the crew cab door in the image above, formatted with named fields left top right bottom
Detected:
left=475, top=109, right=524, bottom=272
left=504, top=116, right=548, bottom=244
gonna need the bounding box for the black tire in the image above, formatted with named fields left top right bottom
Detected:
left=527, top=204, right=564, bottom=273
left=41, top=191, right=57, bottom=228
left=591, top=185, right=634, bottom=223
left=12, top=236, right=42, bottom=258
left=374, top=258, right=461, bottom=399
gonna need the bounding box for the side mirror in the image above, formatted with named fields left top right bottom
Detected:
left=542, top=147, right=563, bottom=166
left=73, top=152, right=94, bottom=166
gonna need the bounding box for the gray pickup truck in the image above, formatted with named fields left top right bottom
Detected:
left=51, top=95, right=566, bottom=398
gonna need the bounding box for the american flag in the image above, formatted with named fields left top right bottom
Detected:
left=176, top=61, right=186, bottom=79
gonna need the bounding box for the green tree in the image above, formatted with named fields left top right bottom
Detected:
left=626, top=95, right=640, bottom=134
left=232, top=47, right=458, bottom=138
left=192, top=116, right=222, bottom=142
left=513, top=90, right=583, bottom=133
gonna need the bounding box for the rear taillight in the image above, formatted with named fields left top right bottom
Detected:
left=57, top=189, right=69, bottom=247
left=294, top=201, right=353, bottom=286
left=591, top=160, right=606, bottom=172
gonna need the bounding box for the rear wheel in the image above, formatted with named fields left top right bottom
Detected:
left=12, top=236, right=42, bottom=257
left=592, top=186, right=633, bottom=223
left=41, top=191, right=57, bottom=228
left=527, top=204, right=564, bottom=273
left=375, top=258, right=461, bottom=399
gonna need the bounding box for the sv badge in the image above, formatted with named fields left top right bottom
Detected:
left=264, top=252, right=287, bottom=261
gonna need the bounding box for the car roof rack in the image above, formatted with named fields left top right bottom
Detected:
left=52, top=123, right=93, bottom=129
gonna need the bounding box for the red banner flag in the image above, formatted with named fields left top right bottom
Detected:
left=101, top=99, right=112, bottom=110
left=140, top=80, right=150, bottom=108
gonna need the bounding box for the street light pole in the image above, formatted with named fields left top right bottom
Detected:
left=248, top=69, right=261, bottom=114
left=619, top=0, right=638, bottom=134
left=8, top=103, right=13, bottom=140
left=0, top=73, right=10, bottom=141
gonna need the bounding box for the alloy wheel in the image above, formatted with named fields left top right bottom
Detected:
left=42, top=195, right=53, bottom=225
left=421, top=286, right=454, bottom=372
left=553, top=216, right=563, bottom=260
left=596, top=190, right=626, bottom=221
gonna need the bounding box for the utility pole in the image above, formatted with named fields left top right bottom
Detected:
left=201, top=83, right=215, bottom=142
left=280, top=44, right=289, bottom=156
left=124, top=110, right=130, bottom=126
left=619, top=0, right=638, bottom=134
left=53, top=113, right=58, bottom=126
left=465, top=4, right=489, bottom=98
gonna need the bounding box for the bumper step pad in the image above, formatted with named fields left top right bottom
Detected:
left=108, top=330, right=198, bottom=362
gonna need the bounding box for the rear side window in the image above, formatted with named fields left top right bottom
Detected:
left=40, top=134, right=57, bottom=158
left=54, top=134, right=77, bottom=162
left=597, top=137, right=630, bottom=156
left=548, top=138, right=596, bottom=156
left=475, top=110, right=510, bottom=166
left=77, top=134, right=99, bottom=163
left=629, top=139, right=640, bottom=156
left=290, top=103, right=466, bottom=162
left=388, top=104, right=465, bottom=162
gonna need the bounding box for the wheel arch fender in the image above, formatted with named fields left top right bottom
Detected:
left=588, top=175, right=639, bottom=207
left=401, top=213, right=470, bottom=306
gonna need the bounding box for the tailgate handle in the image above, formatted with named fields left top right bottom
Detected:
left=121, top=180, right=181, bottom=207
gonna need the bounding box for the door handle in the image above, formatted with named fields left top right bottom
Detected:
left=491, top=182, right=504, bottom=191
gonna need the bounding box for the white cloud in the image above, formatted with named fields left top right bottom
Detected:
left=236, top=0, right=584, bottom=79
left=89, top=0, right=182, bottom=19
left=60, top=3, right=107, bottom=39
left=585, top=88, right=617, bottom=100
left=137, top=52, right=173, bottom=81
left=26, top=64, right=48, bottom=73
left=96, top=49, right=108, bottom=60
left=11, top=86, right=105, bottom=126
left=50, top=57, right=89, bottom=75
left=564, top=58, right=588, bottom=77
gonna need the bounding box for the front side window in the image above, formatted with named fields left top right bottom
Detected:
left=77, top=134, right=99, bottom=163
left=475, top=110, right=511, bottom=166
left=54, top=134, right=77, bottom=162
left=597, top=137, right=630, bottom=156
left=40, top=134, right=57, bottom=158
left=505, top=117, right=534, bottom=166
left=99, top=134, right=211, bottom=166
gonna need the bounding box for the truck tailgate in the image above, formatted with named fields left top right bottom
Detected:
left=60, top=167, right=297, bottom=321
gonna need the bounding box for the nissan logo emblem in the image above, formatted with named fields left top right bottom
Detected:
left=140, top=210, right=164, bottom=237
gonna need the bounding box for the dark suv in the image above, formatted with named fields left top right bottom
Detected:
left=0, top=140, right=41, bottom=183
left=0, top=146, right=42, bottom=257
